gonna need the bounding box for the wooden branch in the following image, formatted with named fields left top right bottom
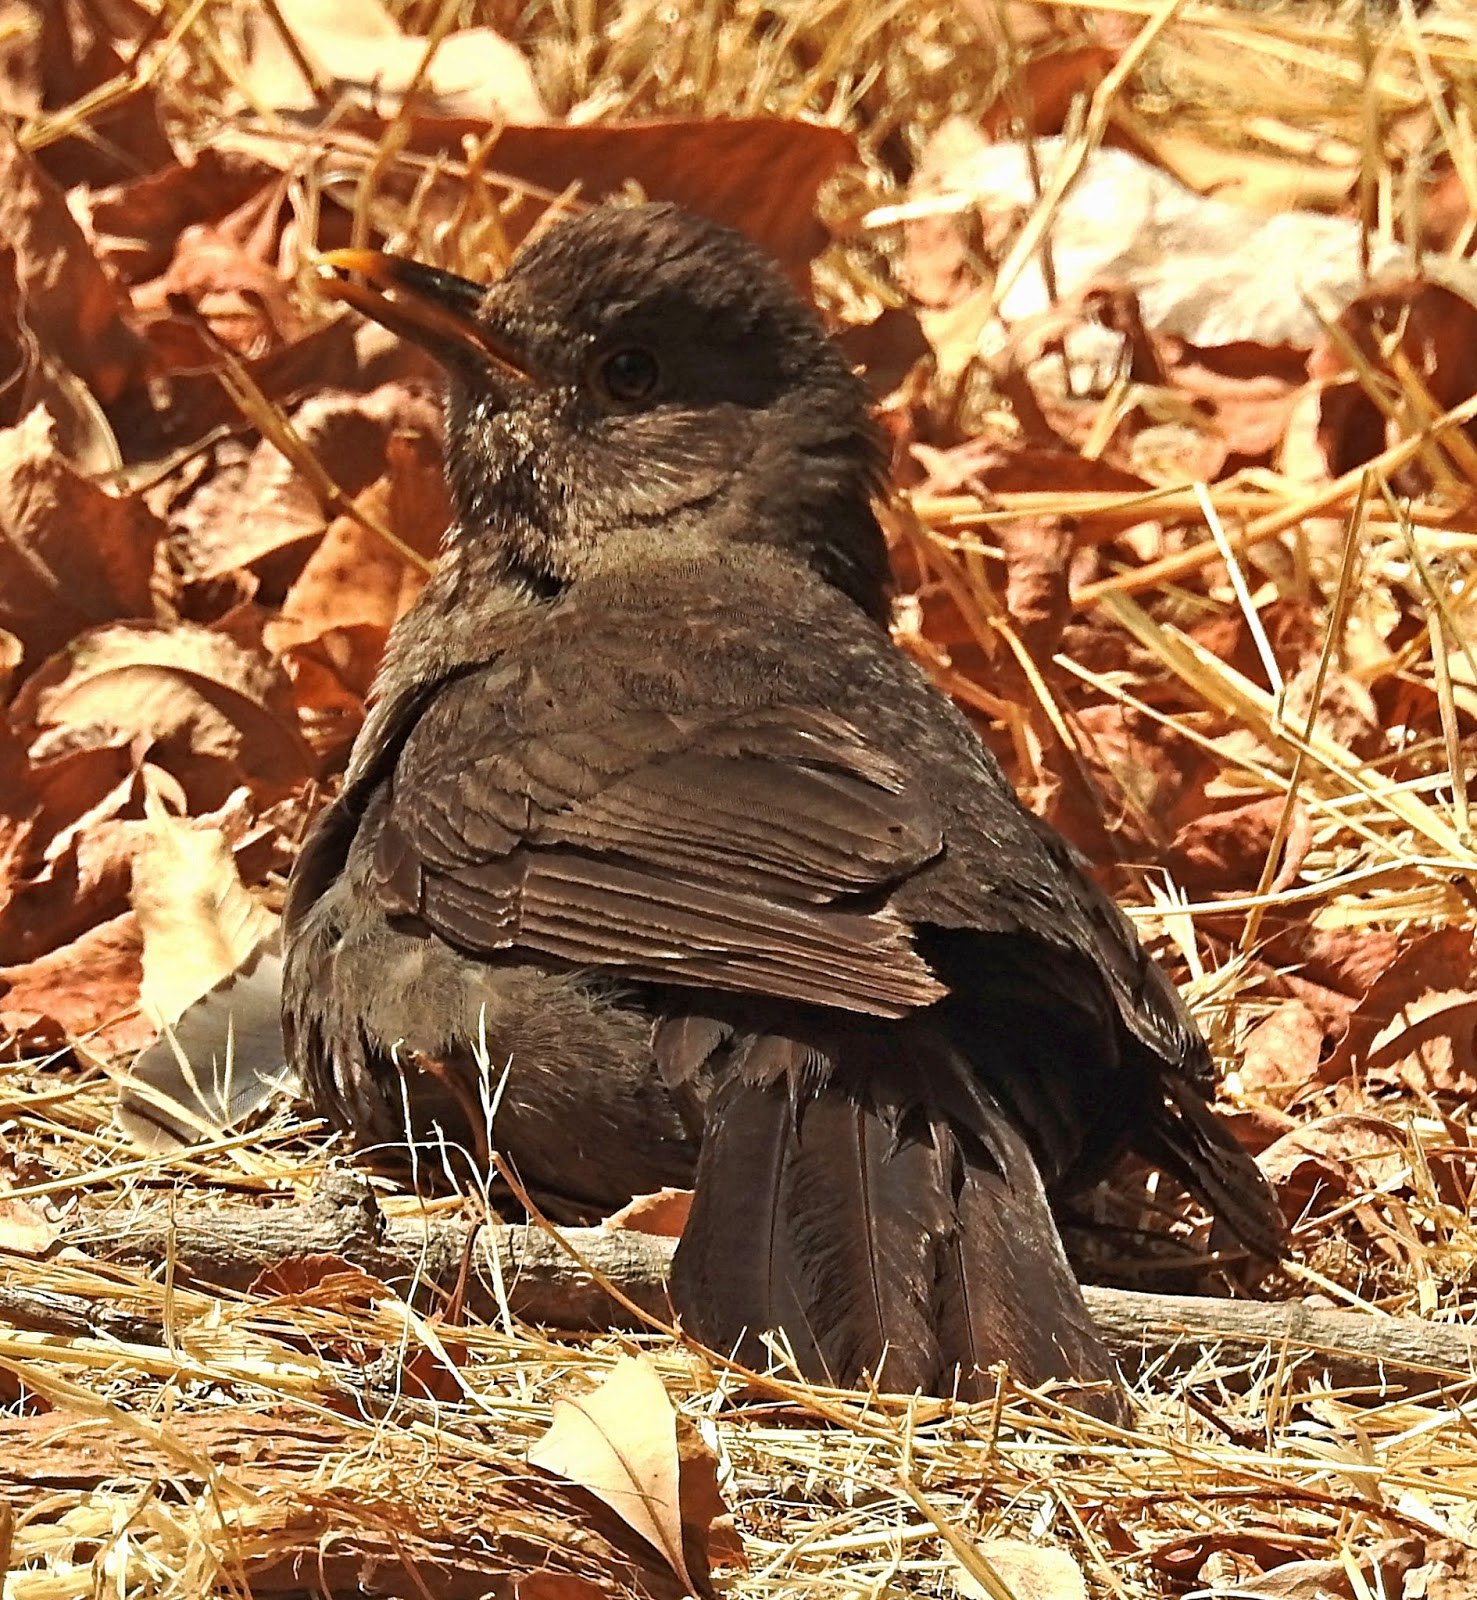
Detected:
left=72, top=1172, right=1477, bottom=1394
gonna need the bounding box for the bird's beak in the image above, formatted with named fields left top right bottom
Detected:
left=315, top=249, right=530, bottom=382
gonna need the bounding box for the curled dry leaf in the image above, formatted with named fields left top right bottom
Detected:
left=0, top=909, right=147, bottom=1058
left=1258, top=1114, right=1411, bottom=1217
left=11, top=0, right=173, bottom=191
left=131, top=809, right=279, bottom=1030
left=602, top=1188, right=694, bottom=1239
left=308, top=112, right=857, bottom=284
left=11, top=618, right=315, bottom=808
left=0, top=1173, right=58, bottom=1257
left=114, top=807, right=290, bottom=1146
left=0, top=407, right=164, bottom=668
left=529, top=1355, right=737, bottom=1598
left=1321, top=929, right=1477, bottom=1091
left=954, top=1539, right=1088, bottom=1600
left=1312, top=273, right=1477, bottom=484
left=241, top=0, right=547, bottom=123
left=268, top=421, right=448, bottom=647
left=1167, top=795, right=1312, bottom=897
left=1237, top=1001, right=1326, bottom=1102
left=174, top=384, right=440, bottom=583
left=0, top=125, right=146, bottom=405
left=897, top=131, right=1404, bottom=357
left=76, top=149, right=277, bottom=286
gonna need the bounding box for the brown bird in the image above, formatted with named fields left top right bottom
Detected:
left=284, top=202, right=1284, bottom=1412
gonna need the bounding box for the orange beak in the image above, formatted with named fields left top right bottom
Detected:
left=315, top=249, right=529, bottom=381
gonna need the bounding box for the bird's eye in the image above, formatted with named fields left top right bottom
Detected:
left=594, top=345, right=660, bottom=405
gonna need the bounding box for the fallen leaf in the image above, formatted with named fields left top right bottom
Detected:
left=954, top=1539, right=1088, bottom=1600
left=0, top=910, right=147, bottom=1058
left=11, top=618, right=315, bottom=808
left=13, top=0, right=173, bottom=190
left=241, top=0, right=547, bottom=123
left=0, top=407, right=164, bottom=669
left=130, top=808, right=279, bottom=1032
left=268, top=422, right=447, bottom=648
left=1321, top=929, right=1477, bottom=1089
left=1312, top=274, right=1477, bottom=485
left=0, top=124, right=146, bottom=405
left=894, top=130, right=1404, bottom=362
left=529, top=1355, right=733, bottom=1597
left=1258, top=1114, right=1410, bottom=1217
left=0, top=1175, right=57, bottom=1256
left=281, top=112, right=858, bottom=284
left=1167, top=796, right=1311, bottom=897
left=174, top=384, right=439, bottom=584
left=1237, top=1001, right=1326, bottom=1101
left=603, top=1188, right=693, bottom=1238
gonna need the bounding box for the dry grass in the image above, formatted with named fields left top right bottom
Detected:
left=8, top=0, right=1477, bottom=1595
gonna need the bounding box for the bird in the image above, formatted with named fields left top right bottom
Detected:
left=284, top=201, right=1285, bottom=1413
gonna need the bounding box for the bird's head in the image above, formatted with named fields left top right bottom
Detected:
left=318, top=202, right=889, bottom=617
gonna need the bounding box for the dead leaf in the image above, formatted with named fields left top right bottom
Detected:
left=11, top=0, right=173, bottom=190
left=130, top=809, right=278, bottom=1031
left=248, top=1253, right=385, bottom=1309
left=268, top=422, right=447, bottom=648
left=174, top=384, right=439, bottom=584
left=76, top=148, right=278, bottom=287
left=603, top=1188, right=693, bottom=1239
left=290, top=112, right=857, bottom=284
left=1313, top=274, right=1477, bottom=485
left=1258, top=1114, right=1410, bottom=1217
left=1321, top=929, right=1477, bottom=1088
left=1167, top=796, right=1311, bottom=896
left=242, top=0, right=547, bottom=123
left=954, top=1539, right=1088, bottom=1600
left=0, top=408, right=164, bottom=669
left=0, top=1174, right=57, bottom=1256
left=0, top=124, right=146, bottom=405
left=11, top=618, right=314, bottom=808
left=529, top=1355, right=733, bottom=1598
left=1238, top=1001, right=1326, bottom=1101
left=0, top=910, right=147, bottom=1058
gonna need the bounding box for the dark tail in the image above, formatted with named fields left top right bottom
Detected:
left=1140, top=1071, right=1287, bottom=1261
left=669, top=1030, right=1124, bottom=1419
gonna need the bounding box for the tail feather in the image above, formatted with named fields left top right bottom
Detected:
left=671, top=1027, right=1125, bottom=1418
left=1143, top=1073, right=1287, bottom=1261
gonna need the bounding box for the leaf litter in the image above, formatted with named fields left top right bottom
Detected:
left=4, top=0, right=1477, bottom=1595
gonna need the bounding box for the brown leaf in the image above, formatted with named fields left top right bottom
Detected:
left=321, top=113, right=857, bottom=283
left=174, top=385, right=440, bottom=584
left=249, top=1254, right=385, bottom=1310
left=1258, top=1114, right=1409, bottom=1217
left=0, top=125, right=146, bottom=405
left=0, top=408, right=164, bottom=669
left=955, top=1540, right=1088, bottom=1600
left=529, top=1356, right=733, bottom=1597
left=1167, top=796, right=1311, bottom=896
left=0, top=756, right=152, bottom=966
left=11, top=618, right=315, bottom=809
left=1238, top=1001, right=1326, bottom=1100
left=1313, top=275, right=1477, bottom=485
left=12, top=0, right=173, bottom=190
left=1321, top=929, right=1477, bottom=1087
left=76, top=148, right=278, bottom=286
left=0, top=910, right=147, bottom=1058
left=979, top=43, right=1117, bottom=140
left=241, top=0, right=547, bottom=123
left=602, top=1188, right=694, bottom=1239
left=0, top=1174, right=58, bottom=1256
left=268, top=424, right=447, bottom=648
